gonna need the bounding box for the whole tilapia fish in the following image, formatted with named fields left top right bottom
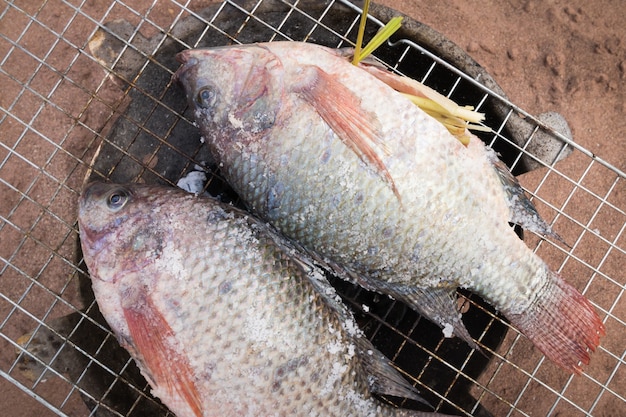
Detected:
left=175, top=41, right=605, bottom=373
left=78, top=182, right=452, bottom=417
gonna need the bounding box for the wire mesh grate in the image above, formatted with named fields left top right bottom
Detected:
left=1, top=1, right=624, bottom=416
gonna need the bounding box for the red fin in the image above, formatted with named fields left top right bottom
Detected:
left=507, top=271, right=605, bottom=374
left=123, top=296, right=203, bottom=417
left=296, top=66, right=400, bottom=200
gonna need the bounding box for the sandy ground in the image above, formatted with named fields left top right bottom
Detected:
left=386, top=0, right=626, bottom=172
left=0, top=0, right=624, bottom=416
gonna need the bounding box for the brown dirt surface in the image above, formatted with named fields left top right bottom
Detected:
left=381, top=0, right=625, bottom=172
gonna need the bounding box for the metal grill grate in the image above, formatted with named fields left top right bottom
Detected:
left=1, top=1, right=624, bottom=416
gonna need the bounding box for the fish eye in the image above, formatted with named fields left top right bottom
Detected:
left=106, top=188, right=129, bottom=211
left=196, top=86, right=217, bottom=109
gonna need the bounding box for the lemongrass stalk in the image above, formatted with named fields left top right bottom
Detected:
left=354, top=17, right=403, bottom=64
left=351, top=2, right=489, bottom=144
left=403, top=94, right=491, bottom=136
left=352, top=0, right=371, bottom=65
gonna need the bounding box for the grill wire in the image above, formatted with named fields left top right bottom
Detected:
left=1, top=0, right=624, bottom=416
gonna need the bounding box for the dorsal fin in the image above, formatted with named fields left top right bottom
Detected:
left=485, top=146, right=565, bottom=243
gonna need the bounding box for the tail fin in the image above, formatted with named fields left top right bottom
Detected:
left=506, top=271, right=605, bottom=374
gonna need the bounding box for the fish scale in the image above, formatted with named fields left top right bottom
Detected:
left=184, top=43, right=523, bottom=293
left=175, top=41, right=604, bottom=374
left=78, top=182, right=451, bottom=417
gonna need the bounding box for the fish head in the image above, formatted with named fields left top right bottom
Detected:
left=78, top=182, right=164, bottom=283
left=175, top=45, right=283, bottom=142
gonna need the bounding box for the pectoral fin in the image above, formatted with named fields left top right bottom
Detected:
left=123, top=295, right=203, bottom=417
left=295, top=66, right=400, bottom=200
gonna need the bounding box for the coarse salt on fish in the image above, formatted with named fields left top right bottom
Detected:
left=78, top=182, right=452, bottom=417
left=175, top=41, right=605, bottom=374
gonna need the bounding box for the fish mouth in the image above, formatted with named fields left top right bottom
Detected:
left=78, top=182, right=109, bottom=261
left=173, top=50, right=199, bottom=86
left=77, top=214, right=109, bottom=281
left=78, top=223, right=106, bottom=264
left=175, top=49, right=195, bottom=65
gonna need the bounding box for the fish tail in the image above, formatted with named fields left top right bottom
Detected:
left=506, top=270, right=605, bottom=374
